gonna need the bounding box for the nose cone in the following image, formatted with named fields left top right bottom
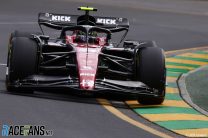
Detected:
left=80, top=77, right=95, bottom=90
left=76, top=46, right=101, bottom=90
left=78, top=61, right=97, bottom=90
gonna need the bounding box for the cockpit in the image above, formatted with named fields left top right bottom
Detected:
left=60, top=25, right=111, bottom=46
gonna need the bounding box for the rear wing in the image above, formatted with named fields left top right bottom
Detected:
left=38, top=13, right=129, bottom=29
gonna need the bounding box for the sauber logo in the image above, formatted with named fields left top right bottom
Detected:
left=51, top=15, right=71, bottom=22
left=96, top=18, right=116, bottom=25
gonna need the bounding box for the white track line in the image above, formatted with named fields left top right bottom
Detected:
left=0, top=63, right=6, bottom=66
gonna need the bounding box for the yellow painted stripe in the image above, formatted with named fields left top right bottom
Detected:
left=166, top=65, right=195, bottom=70
left=142, top=114, right=208, bottom=121
left=165, top=46, right=208, bottom=54
left=179, top=53, right=208, bottom=59
left=126, top=100, right=191, bottom=108
left=161, top=100, right=191, bottom=108
left=174, top=128, right=208, bottom=137
left=98, top=98, right=112, bottom=105
left=166, top=58, right=207, bottom=66
left=166, top=76, right=178, bottom=82
left=166, top=87, right=179, bottom=93
left=97, top=99, right=173, bottom=138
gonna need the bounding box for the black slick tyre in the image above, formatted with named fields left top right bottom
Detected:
left=6, top=37, right=38, bottom=93
left=136, top=46, right=166, bottom=105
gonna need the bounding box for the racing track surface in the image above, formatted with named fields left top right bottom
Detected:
left=1, top=0, right=208, bottom=137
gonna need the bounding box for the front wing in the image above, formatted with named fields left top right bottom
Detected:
left=8, top=75, right=162, bottom=98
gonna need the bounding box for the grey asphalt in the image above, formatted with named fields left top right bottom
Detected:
left=1, top=0, right=208, bottom=137
left=185, top=65, right=208, bottom=112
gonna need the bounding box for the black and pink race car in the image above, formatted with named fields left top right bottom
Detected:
left=6, top=7, right=166, bottom=104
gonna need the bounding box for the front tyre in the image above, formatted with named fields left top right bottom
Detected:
left=136, top=47, right=166, bottom=105
left=6, top=37, right=39, bottom=93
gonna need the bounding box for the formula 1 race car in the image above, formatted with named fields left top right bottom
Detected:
left=6, top=7, right=166, bottom=104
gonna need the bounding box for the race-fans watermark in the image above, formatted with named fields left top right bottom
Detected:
left=1, top=124, right=53, bottom=137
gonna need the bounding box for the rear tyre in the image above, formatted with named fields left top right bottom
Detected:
left=136, top=46, right=166, bottom=105
left=12, top=30, right=42, bottom=38
left=6, top=37, right=39, bottom=93
left=138, top=40, right=156, bottom=48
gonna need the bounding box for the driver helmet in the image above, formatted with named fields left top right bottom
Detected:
left=74, top=30, right=98, bottom=43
